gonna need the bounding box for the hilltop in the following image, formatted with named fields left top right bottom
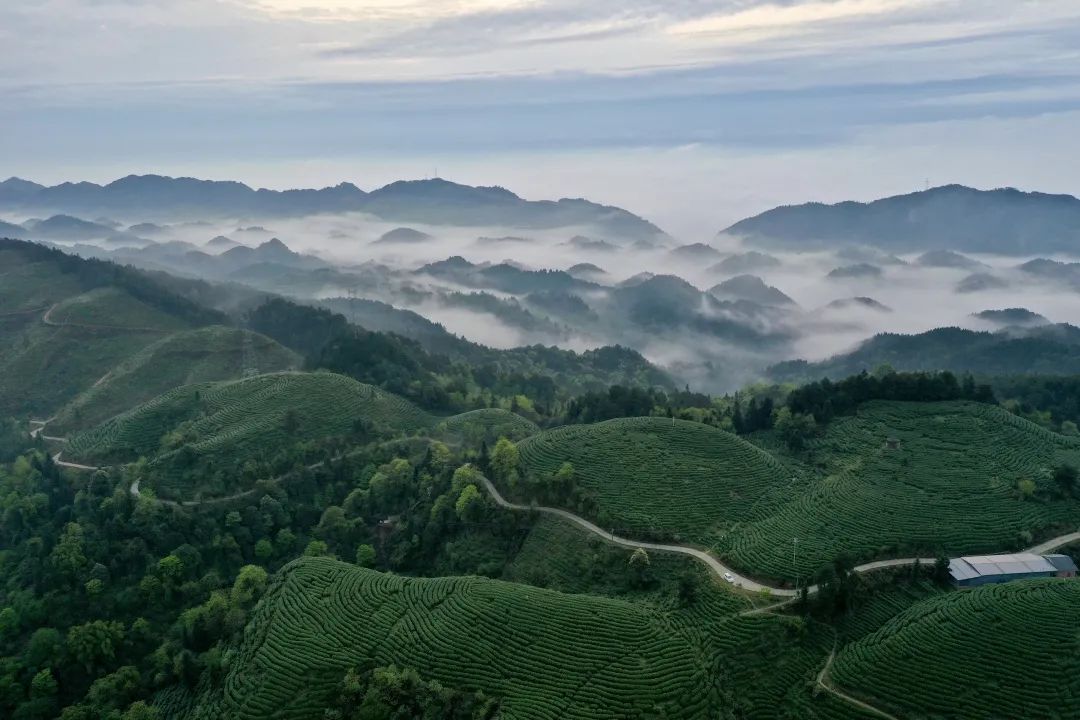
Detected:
left=65, top=372, right=432, bottom=496
left=516, top=417, right=791, bottom=545
left=722, top=185, right=1080, bottom=254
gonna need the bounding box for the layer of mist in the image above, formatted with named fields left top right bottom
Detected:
left=9, top=193, right=1080, bottom=393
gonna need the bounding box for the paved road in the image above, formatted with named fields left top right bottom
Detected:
left=478, top=475, right=1080, bottom=597
left=51, top=452, right=102, bottom=472
left=1029, top=530, right=1080, bottom=554
left=479, top=475, right=796, bottom=594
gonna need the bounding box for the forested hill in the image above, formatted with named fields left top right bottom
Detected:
left=722, top=185, right=1080, bottom=254
left=769, top=325, right=1080, bottom=383
left=247, top=298, right=673, bottom=413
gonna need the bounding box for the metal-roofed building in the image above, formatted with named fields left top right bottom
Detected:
left=1044, top=554, right=1078, bottom=577
left=948, top=553, right=1069, bottom=588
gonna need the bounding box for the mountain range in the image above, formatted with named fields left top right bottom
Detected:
left=723, top=184, right=1080, bottom=254
left=0, top=175, right=667, bottom=243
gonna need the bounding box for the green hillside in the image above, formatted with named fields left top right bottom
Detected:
left=0, top=261, right=161, bottom=416
left=516, top=405, right=1080, bottom=582
left=722, top=401, right=1080, bottom=580
left=0, top=248, right=86, bottom=314
left=517, top=417, right=794, bottom=543
left=51, top=327, right=300, bottom=433
left=0, top=239, right=226, bottom=416
left=66, top=372, right=432, bottom=493
left=830, top=579, right=1080, bottom=719
left=173, top=556, right=831, bottom=720
left=434, top=408, right=539, bottom=444
left=46, top=286, right=191, bottom=332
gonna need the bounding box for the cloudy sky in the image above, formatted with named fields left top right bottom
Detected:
left=2, top=0, right=1079, bottom=237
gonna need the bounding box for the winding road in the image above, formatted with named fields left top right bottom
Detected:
left=477, top=475, right=1080, bottom=598
left=33, top=416, right=1080, bottom=599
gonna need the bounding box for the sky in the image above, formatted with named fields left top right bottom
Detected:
left=2, top=0, right=1080, bottom=238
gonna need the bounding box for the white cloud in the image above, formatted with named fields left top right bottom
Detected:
left=669, top=0, right=934, bottom=38
left=241, top=0, right=538, bottom=22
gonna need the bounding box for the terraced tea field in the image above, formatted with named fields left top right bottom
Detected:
left=434, top=408, right=540, bottom=443
left=720, top=401, right=1080, bottom=580
left=517, top=417, right=799, bottom=543
left=51, top=327, right=300, bottom=433
left=67, top=372, right=433, bottom=481
left=830, top=579, right=1080, bottom=719
left=175, top=557, right=833, bottom=720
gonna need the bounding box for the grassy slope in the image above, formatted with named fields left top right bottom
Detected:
left=46, top=286, right=191, bottom=332
left=0, top=272, right=196, bottom=416
left=722, top=401, right=1080, bottom=580
left=0, top=253, right=85, bottom=314
left=67, top=371, right=433, bottom=475
left=831, top=579, right=1080, bottom=719
left=0, top=249, right=254, bottom=416
left=518, top=417, right=797, bottom=543
left=50, top=327, right=301, bottom=433
left=174, top=556, right=833, bottom=720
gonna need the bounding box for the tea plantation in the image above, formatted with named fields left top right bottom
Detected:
left=66, top=371, right=433, bottom=471
left=830, top=579, right=1080, bottom=719
left=721, top=401, right=1080, bottom=580
left=51, top=326, right=301, bottom=433
left=517, top=417, right=797, bottom=543
left=173, top=557, right=836, bottom=720
left=434, top=407, right=540, bottom=444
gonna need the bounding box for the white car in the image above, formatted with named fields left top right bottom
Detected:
left=723, top=572, right=735, bottom=584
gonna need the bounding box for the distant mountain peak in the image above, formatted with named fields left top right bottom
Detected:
left=259, top=237, right=292, bottom=252
left=973, top=308, right=1049, bottom=328
left=370, top=178, right=520, bottom=202
left=0, top=177, right=44, bottom=191
left=709, top=274, right=796, bottom=307
left=375, top=227, right=433, bottom=244
left=723, top=185, right=1080, bottom=255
